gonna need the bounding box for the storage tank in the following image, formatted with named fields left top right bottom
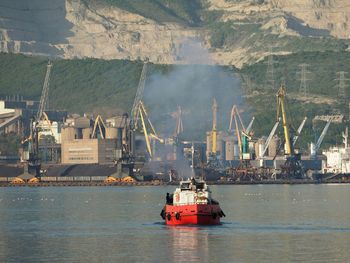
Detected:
left=225, top=139, right=235, bottom=161
left=206, top=131, right=212, bottom=157
left=82, top=128, right=91, bottom=139
left=310, top=142, right=316, bottom=157
left=233, top=141, right=240, bottom=159
left=116, top=128, right=123, bottom=149
left=105, top=127, right=118, bottom=139
left=249, top=141, right=255, bottom=156
left=268, top=135, right=280, bottom=157
left=220, top=139, right=226, bottom=160
left=61, top=126, right=76, bottom=142
left=216, top=131, right=224, bottom=159
left=73, top=117, right=90, bottom=128
left=258, top=143, right=264, bottom=158
left=255, top=137, right=266, bottom=158
left=76, top=128, right=83, bottom=139
left=122, top=127, right=127, bottom=145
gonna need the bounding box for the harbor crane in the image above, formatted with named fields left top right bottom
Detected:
left=260, top=119, right=280, bottom=158
left=292, top=117, right=307, bottom=147
left=208, top=98, right=225, bottom=167
left=246, top=117, right=255, bottom=134
left=311, top=118, right=332, bottom=158
left=36, top=61, right=53, bottom=121
left=134, top=101, right=163, bottom=159
left=91, top=115, right=107, bottom=139
left=173, top=105, right=184, bottom=138
left=261, top=116, right=307, bottom=159
left=276, top=86, right=292, bottom=155
left=228, top=105, right=242, bottom=157
left=211, top=98, right=218, bottom=155
left=227, top=105, right=257, bottom=180
left=228, top=105, right=254, bottom=159
left=22, top=61, right=53, bottom=177
left=129, top=62, right=166, bottom=159
left=276, top=85, right=304, bottom=178
left=131, top=62, right=148, bottom=129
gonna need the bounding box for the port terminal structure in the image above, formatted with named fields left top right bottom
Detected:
left=1, top=62, right=350, bottom=184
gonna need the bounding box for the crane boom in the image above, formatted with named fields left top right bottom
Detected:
left=131, top=62, right=148, bottom=127
left=139, top=106, right=153, bottom=158
left=174, top=106, right=184, bottom=137
left=91, top=115, right=106, bottom=139
left=212, top=98, right=218, bottom=154
left=233, top=110, right=242, bottom=157
left=228, top=105, right=245, bottom=132
left=261, top=120, right=280, bottom=158
left=315, top=118, right=331, bottom=152
left=292, top=117, right=307, bottom=147
left=246, top=117, right=255, bottom=133
left=276, top=86, right=292, bottom=155
left=135, top=101, right=163, bottom=158
left=36, top=61, right=52, bottom=122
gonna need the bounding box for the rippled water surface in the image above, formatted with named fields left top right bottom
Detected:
left=0, top=185, right=349, bottom=262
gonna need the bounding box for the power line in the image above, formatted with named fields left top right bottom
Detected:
left=241, top=74, right=253, bottom=94
left=297, top=63, right=311, bottom=97
left=265, top=47, right=277, bottom=91
left=335, top=71, right=349, bottom=103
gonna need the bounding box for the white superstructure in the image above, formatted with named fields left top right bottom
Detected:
left=37, top=120, right=61, bottom=144
left=322, top=127, right=350, bottom=174
left=172, top=178, right=212, bottom=206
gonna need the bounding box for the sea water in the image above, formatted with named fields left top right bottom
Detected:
left=0, top=185, right=349, bottom=262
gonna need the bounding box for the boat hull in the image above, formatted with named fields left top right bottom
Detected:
left=163, top=204, right=223, bottom=225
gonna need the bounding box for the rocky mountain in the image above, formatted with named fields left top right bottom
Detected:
left=0, top=0, right=349, bottom=68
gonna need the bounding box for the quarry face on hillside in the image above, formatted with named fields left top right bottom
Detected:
left=0, top=0, right=349, bottom=68
left=209, top=0, right=350, bottom=38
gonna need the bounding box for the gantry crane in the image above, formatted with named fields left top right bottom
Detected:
left=173, top=106, right=184, bottom=138
left=130, top=62, right=148, bottom=129
left=22, top=61, right=53, bottom=177
left=276, top=86, right=292, bottom=155
left=129, top=62, right=165, bottom=159
left=260, top=119, right=280, bottom=158
left=246, top=117, right=255, bottom=135
left=276, top=85, right=304, bottom=179
left=135, top=101, right=163, bottom=159
left=91, top=115, right=107, bottom=139
left=228, top=104, right=254, bottom=159
left=36, top=61, right=52, bottom=121
left=260, top=116, right=307, bottom=160
left=292, top=117, right=307, bottom=147
left=311, top=118, right=332, bottom=158
left=227, top=105, right=258, bottom=180
left=211, top=98, right=218, bottom=155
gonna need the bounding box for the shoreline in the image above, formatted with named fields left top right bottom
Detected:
left=1, top=179, right=349, bottom=187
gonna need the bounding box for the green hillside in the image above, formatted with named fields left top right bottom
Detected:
left=0, top=51, right=349, bottom=151
left=0, top=53, right=143, bottom=114
left=240, top=51, right=350, bottom=150
left=0, top=53, right=240, bottom=138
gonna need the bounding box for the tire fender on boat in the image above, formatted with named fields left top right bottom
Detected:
left=175, top=212, right=180, bottom=220
left=212, top=212, right=217, bottom=219
left=167, top=213, right=171, bottom=221
left=160, top=209, right=166, bottom=220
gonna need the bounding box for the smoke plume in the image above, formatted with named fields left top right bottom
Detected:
left=143, top=38, right=244, bottom=140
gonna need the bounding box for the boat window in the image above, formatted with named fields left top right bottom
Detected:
left=180, top=183, right=190, bottom=190
left=196, top=183, right=204, bottom=190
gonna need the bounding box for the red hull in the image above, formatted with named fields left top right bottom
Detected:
left=163, top=204, right=223, bottom=225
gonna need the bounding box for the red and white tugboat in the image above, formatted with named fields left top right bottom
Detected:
left=160, top=177, right=225, bottom=225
